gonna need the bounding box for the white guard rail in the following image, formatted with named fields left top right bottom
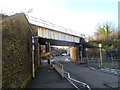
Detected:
left=51, top=61, right=91, bottom=90
left=51, top=61, right=64, bottom=78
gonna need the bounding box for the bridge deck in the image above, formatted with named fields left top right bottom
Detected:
left=27, top=62, right=75, bottom=88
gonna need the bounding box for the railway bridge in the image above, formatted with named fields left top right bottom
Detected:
left=2, top=13, right=86, bottom=88
left=26, top=14, right=85, bottom=62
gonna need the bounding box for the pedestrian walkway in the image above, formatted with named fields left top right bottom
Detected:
left=27, top=63, right=75, bottom=88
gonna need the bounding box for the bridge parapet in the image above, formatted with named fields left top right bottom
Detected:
left=37, top=26, right=80, bottom=43
left=26, top=14, right=83, bottom=37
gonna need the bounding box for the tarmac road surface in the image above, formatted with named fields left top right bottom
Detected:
left=53, top=56, right=119, bottom=88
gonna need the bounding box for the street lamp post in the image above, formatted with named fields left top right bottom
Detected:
left=99, top=44, right=102, bottom=66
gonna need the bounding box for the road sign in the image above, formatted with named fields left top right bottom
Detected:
left=32, top=36, right=35, bottom=45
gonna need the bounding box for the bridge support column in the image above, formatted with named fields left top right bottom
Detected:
left=70, top=46, right=80, bottom=62
left=69, top=46, right=77, bottom=61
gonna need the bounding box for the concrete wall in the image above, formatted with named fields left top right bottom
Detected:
left=2, top=13, right=37, bottom=88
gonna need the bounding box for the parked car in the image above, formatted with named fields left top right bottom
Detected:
left=62, top=53, right=70, bottom=56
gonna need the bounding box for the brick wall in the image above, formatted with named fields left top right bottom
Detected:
left=2, top=13, right=37, bottom=88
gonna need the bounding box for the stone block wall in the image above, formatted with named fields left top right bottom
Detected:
left=70, top=46, right=77, bottom=61
left=2, top=13, right=36, bottom=88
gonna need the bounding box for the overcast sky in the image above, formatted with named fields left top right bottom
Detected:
left=1, top=0, right=119, bottom=36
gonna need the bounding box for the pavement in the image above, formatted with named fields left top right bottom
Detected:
left=27, top=62, right=75, bottom=88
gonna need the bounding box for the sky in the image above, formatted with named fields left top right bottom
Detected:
left=0, top=0, right=119, bottom=36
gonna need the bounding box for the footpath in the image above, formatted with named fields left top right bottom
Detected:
left=27, top=63, right=75, bottom=88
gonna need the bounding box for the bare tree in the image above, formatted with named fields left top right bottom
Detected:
left=94, top=21, right=116, bottom=41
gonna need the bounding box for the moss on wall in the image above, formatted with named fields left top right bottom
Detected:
left=2, top=13, right=38, bottom=88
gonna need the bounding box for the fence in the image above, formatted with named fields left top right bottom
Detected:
left=80, top=57, right=118, bottom=68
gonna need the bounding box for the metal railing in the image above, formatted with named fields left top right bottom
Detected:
left=64, top=72, right=91, bottom=90
left=79, top=57, right=119, bottom=69
left=51, top=61, right=91, bottom=90
left=25, top=14, right=83, bottom=37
